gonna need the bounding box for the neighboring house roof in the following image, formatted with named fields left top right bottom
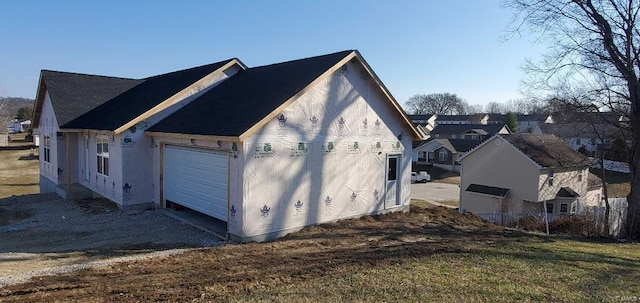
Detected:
left=33, top=70, right=142, bottom=128
left=539, top=123, right=621, bottom=140
left=436, top=114, right=487, bottom=122
left=557, top=111, right=628, bottom=124
left=502, top=134, right=591, bottom=168
left=148, top=50, right=420, bottom=139
left=587, top=173, right=604, bottom=191
left=414, top=138, right=480, bottom=154
left=62, top=59, right=238, bottom=131
left=466, top=129, right=488, bottom=135
left=516, top=114, right=549, bottom=122
left=448, top=139, right=482, bottom=153
left=431, top=124, right=509, bottom=136
left=557, top=187, right=580, bottom=198
left=408, top=114, right=436, bottom=123
left=412, top=140, right=426, bottom=149
left=465, top=184, right=510, bottom=198
left=485, top=113, right=504, bottom=122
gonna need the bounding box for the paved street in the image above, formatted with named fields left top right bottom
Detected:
left=411, top=182, right=460, bottom=205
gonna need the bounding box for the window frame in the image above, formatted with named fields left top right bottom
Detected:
left=438, top=149, right=448, bottom=162
left=96, top=137, right=110, bottom=176
left=560, top=203, right=568, bottom=213
left=43, top=134, right=51, bottom=163
left=546, top=202, right=554, bottom=214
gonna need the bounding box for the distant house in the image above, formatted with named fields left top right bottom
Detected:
left=430, top=123, right=510, bottom=140
left=33, top=50, right=421, bottom=242
left=516, top=114, right=554, bottom=134
left=459, top=134, right=598, bottom=223
left=540, top=123, right=621, bottom=154
left=408, top=114, right=436, bottom=139
left=414, top=138, right=481, bottom=172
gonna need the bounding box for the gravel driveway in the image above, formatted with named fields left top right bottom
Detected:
left=0, top=194, right=222, bottom=287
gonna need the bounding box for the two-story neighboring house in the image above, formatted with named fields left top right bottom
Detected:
left=540, top=123, right=621, bottom=154
left=459, top=134, right=596, bottom=223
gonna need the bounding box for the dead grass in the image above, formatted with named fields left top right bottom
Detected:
left=1, top=204, right=638, bottom=302
left=0, top=148, right=39, bottom=198
left=433, top=176, right=461, bottom=185
left=591, top=168, right=631, bottom=198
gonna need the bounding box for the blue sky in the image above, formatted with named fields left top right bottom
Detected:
left=0, top=0, right=544, bottom=108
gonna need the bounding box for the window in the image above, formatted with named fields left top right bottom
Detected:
left=428, top=152, right=434, bottom=161
left=590, top=139, right=596, bottom=145
left=578, top=174, right=583, bottom=182
left=387, top=157, right=398, bottom=181
left=439, top=149, right=448, bottom=161
left=546, top=202, right=554, bottom=214
left=560, top=203, right=568, bottom=213
left=576, top=138, right=581, bottom=145
left=97, top=138, right=109, bottom=176
left=548, top=170, right=554, bottom=186
left=451, top=134, right=457, bottom=139
left=43, top=134, right=51, bottom=163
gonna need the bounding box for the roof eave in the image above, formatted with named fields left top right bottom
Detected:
left=32, top=73, right=47, bottom=129
left=145, top=131, right=240, bottom=142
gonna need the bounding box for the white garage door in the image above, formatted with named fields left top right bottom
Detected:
left=163, top=145, right=228, bottom=222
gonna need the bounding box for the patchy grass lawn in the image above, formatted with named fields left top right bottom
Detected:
left=0, top=147, right=39, bottom=198
left=1, top=204, right=638, bottom=302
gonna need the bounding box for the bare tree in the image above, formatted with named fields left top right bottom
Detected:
left=504, top=0, right=640, bottom=238
left=0, top=98, right=9, bottom=132
left=405, top=93, right=468, bottom=115
left=485, top=101, right=505, bottom=113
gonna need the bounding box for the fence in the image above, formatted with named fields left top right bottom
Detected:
left=474, top=198, right=628, bottom=237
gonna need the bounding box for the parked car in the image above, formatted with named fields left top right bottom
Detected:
left=411, top=171, right=431, bottom=183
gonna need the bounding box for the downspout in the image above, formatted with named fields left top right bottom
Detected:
left=543, top=200, right=549, bottom=235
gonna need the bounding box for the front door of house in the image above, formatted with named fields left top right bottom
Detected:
left=385, top=154, right=400, bottom=208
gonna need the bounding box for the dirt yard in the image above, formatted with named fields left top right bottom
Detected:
left=0, top=204, right=510, bottom=301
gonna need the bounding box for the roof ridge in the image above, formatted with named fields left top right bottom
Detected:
left=142, top=58, right=238, bottom=80
left=249, top=50, right=355, bottom=70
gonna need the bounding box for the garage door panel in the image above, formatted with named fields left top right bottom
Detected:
left=163, top=146, right=228, bottom=222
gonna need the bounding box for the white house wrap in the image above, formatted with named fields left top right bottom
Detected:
left=33, top=50, right=419, bottom=242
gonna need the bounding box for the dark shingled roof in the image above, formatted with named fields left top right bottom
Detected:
left=40, top=71, right=142, bottom=127
left=148, top=50, right=354, bottom=136
left=431, top=123, right=508, bottom=136
left=466, top=184, right=510, bottom=198
left=448, top=139, right=482, bottom=153
left=556, top=187, right=580, bottom=198
left=63, top=59, right=235, bottom=130
left=539, top=123, right=621, bottom=140
left=503, top=134, right=591, bottom=168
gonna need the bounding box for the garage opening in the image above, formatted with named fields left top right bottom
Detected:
left=162, top=145, right=229, bottom=238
